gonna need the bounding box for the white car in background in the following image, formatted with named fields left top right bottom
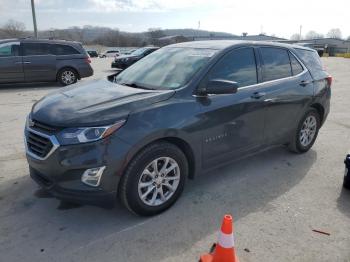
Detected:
left=99, top=49, right=120, bottom=58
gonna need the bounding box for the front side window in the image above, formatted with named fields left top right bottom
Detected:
left=260, top=47, right=292, bottom=81
left=23, top=43, right=50, bottom=56
left=0, top=42, right=20, bottom=57
left=52, top=44, right=80, bottom=55
left=208, top=47, right=257, bottom=87
left=115, top=47, right=216, bottom=90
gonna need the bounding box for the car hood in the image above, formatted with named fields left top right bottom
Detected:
left=31, top=78, right=175, bottom=127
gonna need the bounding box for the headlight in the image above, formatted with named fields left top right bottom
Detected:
left=56, top=120, right=125, bottom=145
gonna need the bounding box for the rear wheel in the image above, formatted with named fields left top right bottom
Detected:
left=344, top=169, right=350, bottom=190
left=58, top=68, right=78, bottom=86
left=119, top=142, right=188, bottom=216
left=289, top=109, right=320, bottom=153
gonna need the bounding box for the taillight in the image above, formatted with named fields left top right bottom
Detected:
left=85, top=57, right=91, bottom=64
left=326, top=75, right=332, bottom=87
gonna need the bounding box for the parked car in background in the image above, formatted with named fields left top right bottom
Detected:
left=86, top=50, right=98, bottom=58
left=100, top=49, right=120, bottom=58
left=0, top=38, right=93, bottom=86
left=25, top=41, right=331, bottom=216
left=344, top=153, right=350, bottom=189
left=111, top=46, right=159, bottom=69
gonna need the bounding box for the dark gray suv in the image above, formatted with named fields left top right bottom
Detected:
left=24, top=41, right=331, bottom=216
left=0, top=38, right=93, bottom=85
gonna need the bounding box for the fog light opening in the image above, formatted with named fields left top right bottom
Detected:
left=81, top=166, right=106, bottom=187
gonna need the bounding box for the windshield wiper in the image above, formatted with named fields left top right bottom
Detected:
left=118, top=82, right=155, bottom=90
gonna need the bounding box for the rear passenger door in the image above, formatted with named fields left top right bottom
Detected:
left=0, top=41, right=24, bottom=83
left=257, top=47, right=314, bottom=144
left=22, top=42, right=57, bottom=82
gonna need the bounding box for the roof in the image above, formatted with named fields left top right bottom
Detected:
left=238, top=34, right=286, bottom=41
left=0, top=38, right=81, bottom=45
left=166, top=40, right=314, bottom=51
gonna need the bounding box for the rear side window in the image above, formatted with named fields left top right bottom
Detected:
left=23, top=43, right=50, bottom=56
left=294, top=48, right=323, bottom=78
left=52, top=44, right=80, bottom=55
left=289, top=52, right=304, bottom=75
left=208, top=47, right=257, bottom=87
left=0, top=42, right=20, bottom=57
left=260, top=47, right=292, bottom=81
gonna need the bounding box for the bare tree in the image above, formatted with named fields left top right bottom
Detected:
left=305, top=30, right=324, bottom=40
left=290, top=33, right=301, bottom=40
left=327, top=28, right=342, bottom=39
left=147, top=28, right=165, bottom=45
left=1, top=19, right=25, bottom=38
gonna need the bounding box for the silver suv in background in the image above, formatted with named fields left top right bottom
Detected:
left=0, top=38, right=93, bottom=86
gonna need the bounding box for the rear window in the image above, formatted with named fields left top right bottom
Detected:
left=260, top=47, right=292, bottom=81
left=52, top=44, right=80, bottom=55
left=294, top=48, right=323, bottom=78
left=23, top=43, right=50, bottom=56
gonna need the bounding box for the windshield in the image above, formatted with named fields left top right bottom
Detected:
left=115, top=47, right=217, bottom=90
left=131, top=47, right=149, bottom=56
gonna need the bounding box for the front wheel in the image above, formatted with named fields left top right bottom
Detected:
left=288, top=108, right=320, bottom=153
left=119, top=142, right=188, bottom=216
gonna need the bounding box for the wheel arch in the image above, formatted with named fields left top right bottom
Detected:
left=310, top=103, right=325, bottom=125
left=123, top=135, right=198, bottom=180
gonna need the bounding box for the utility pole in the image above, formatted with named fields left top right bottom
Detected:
left=299, top=25, right=302, bottom=40
left=31, top=0, right=38, bottom=38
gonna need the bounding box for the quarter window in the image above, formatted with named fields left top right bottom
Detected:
left=260, top=47, right=292, bottom=81
left=52, top=44, right=80, bottom=55
left=208, top=47, right=257, bottom=87
left=0, top=42, right=20, bottom=57
left=289, top=52, right=304, bottom=75
left=23, top=43, right=50, bottom=56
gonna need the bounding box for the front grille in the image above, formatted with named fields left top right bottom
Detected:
left=31, top=120, right=58, bottom=134
left=27, top=131, right=53, bottom=158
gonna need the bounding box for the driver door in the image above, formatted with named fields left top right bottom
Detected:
left=197, top=47, right=266, bottom=167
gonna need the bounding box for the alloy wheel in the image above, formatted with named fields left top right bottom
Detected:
left=61, top=70, right=76, bottom=85
left=138, top=157, right=180, bottom=206
left=299, top=115, right=317, bottom=147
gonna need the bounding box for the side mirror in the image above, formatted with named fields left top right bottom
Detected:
left=200, top=79, right=238, bottom=95
left=107, top=69, right=123, bottom=82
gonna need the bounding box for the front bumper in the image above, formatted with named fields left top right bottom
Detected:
left=25, top=128, right=131, bottom=207
left=111, top=60, right=127, bottom=69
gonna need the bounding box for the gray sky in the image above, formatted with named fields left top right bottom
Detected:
left=1, top=0, right=349, bottom=39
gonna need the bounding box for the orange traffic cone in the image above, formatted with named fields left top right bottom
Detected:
left=200, top=214, right=239, bottom=262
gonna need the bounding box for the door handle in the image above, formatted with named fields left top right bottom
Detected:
left=23, top=61, right=31, bottom=64
left=251, top=92, right=266, bottom=99
left=299, top=80, right=311, bottom=87
left=264, top=98, right=276, bottom=103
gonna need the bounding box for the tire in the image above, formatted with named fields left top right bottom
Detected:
left=119, top=142, right=188, bottom=216
left=57, top=68, right=78, bottom=86
left=288, top=108, right=320, bottom=153
left=344, top=168, right=350, bottom=190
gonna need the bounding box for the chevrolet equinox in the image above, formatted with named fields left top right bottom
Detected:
left=25, top=41, right=331, bottom=216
